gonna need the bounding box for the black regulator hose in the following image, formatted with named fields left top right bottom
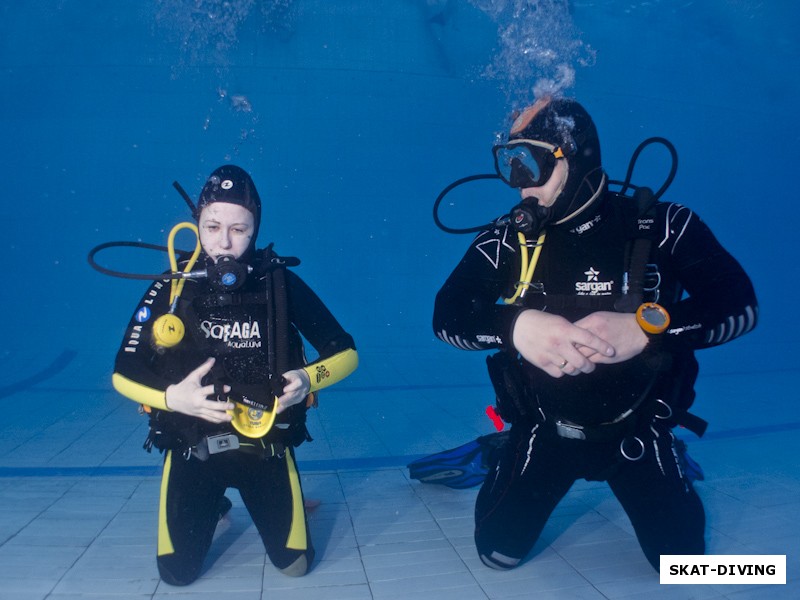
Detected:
left=432, top=173, right=502, bottom=234
left=87, top=241, right=193, bottom=281
left=88, top=182, right=201, bottom=281
left=616, top=137, right=678, bottom=202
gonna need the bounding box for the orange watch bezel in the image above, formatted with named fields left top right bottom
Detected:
left=636, top=302, right=670, bottom=335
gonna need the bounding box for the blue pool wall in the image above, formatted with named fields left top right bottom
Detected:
left=1, top=1, right=797, bottom=391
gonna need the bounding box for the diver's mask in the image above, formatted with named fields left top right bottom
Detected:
left=431, top=139, right=567, bottom=237
left=493, top=139, right=566, bottom=189
left=493, top=139, right=569, bottom=237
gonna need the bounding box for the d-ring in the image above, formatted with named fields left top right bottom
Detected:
left=654, top=398, right=673, bottom=420
left=620, top=436, right=645, bottom=461
left=558, top=359, right=568, bottom=369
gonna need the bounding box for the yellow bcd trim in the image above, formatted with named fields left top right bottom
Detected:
left=227, top=401, right=279, bottom=439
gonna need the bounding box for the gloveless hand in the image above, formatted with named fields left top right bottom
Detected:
left=165, top=357, right=233, bottom=424
left=512, top=309, right=616, bottom=378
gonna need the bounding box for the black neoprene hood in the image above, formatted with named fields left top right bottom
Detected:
left=197, top=164, right=262, bottom=246
left=510, top=97, right=605, bottom=225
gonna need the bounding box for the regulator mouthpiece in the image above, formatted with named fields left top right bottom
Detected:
left=183, top=255, right=253, bottom=292
left=508, top=201, right=553, bottom=236
left=207, top=255, right=250, bottom=291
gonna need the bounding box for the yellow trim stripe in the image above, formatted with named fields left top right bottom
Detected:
left=304, top=348, right=358, bottom=394
left=112, top=372, right=169, bottom=411
left=157, top=451, right=175, bottom=556
left=285, top=451, right=307, bottom=550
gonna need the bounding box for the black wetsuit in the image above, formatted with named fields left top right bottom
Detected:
left=114, top=257, right=356, bottom=585
left=433, top=193, right=757, bottom=571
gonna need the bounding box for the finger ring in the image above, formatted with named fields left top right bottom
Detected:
left=558, top=359, right=568, bottom=369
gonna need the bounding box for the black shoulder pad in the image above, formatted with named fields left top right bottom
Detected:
left=610, top=188, right=660, bottom=241
left=254, top=244, right=301, bottom=274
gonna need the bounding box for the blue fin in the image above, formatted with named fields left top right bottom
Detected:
left=675, top=438, right=705, bottom=482
left=407, top=432, right=508, bottom=489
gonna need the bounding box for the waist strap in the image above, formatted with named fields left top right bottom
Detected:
left=551, top=413, right=637, bottom=442
left=190, top=433, right=286, bottom=461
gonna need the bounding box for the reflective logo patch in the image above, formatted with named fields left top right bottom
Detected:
left=575, top=267, right=614, bottom=295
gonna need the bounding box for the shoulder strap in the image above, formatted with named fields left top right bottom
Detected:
left=614, top=187, right=659, bottom=313
left=259, top=245, right=315, bottom=446
left=258, top=244, right=293, bottom=398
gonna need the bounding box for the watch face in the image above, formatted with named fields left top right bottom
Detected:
left=641, top=305, right=667, bottom=327
left=638, top=303, right=670, bottom=334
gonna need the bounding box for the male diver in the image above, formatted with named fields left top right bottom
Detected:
left=432, top=97, right=757, bottom=571
left=112, top=165, right=358, bottom=585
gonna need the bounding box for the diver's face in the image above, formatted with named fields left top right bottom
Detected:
left=198, top=202, right=255, bottom=262
left=520, top=157, right=568, bottom=208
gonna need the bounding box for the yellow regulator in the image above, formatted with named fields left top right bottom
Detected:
left=151, top=222, right=202, bottom=349
left=152, top=313, right=186, bottom=348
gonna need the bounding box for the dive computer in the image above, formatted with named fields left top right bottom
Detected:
left=636, top=302, right=670, bottom=335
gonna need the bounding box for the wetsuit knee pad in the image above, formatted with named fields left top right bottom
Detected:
left=157, top=556, right=201, bottom=587
left=278, top=553, right=310, bottom=577
left=479, top=550, right=521, bottom=571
